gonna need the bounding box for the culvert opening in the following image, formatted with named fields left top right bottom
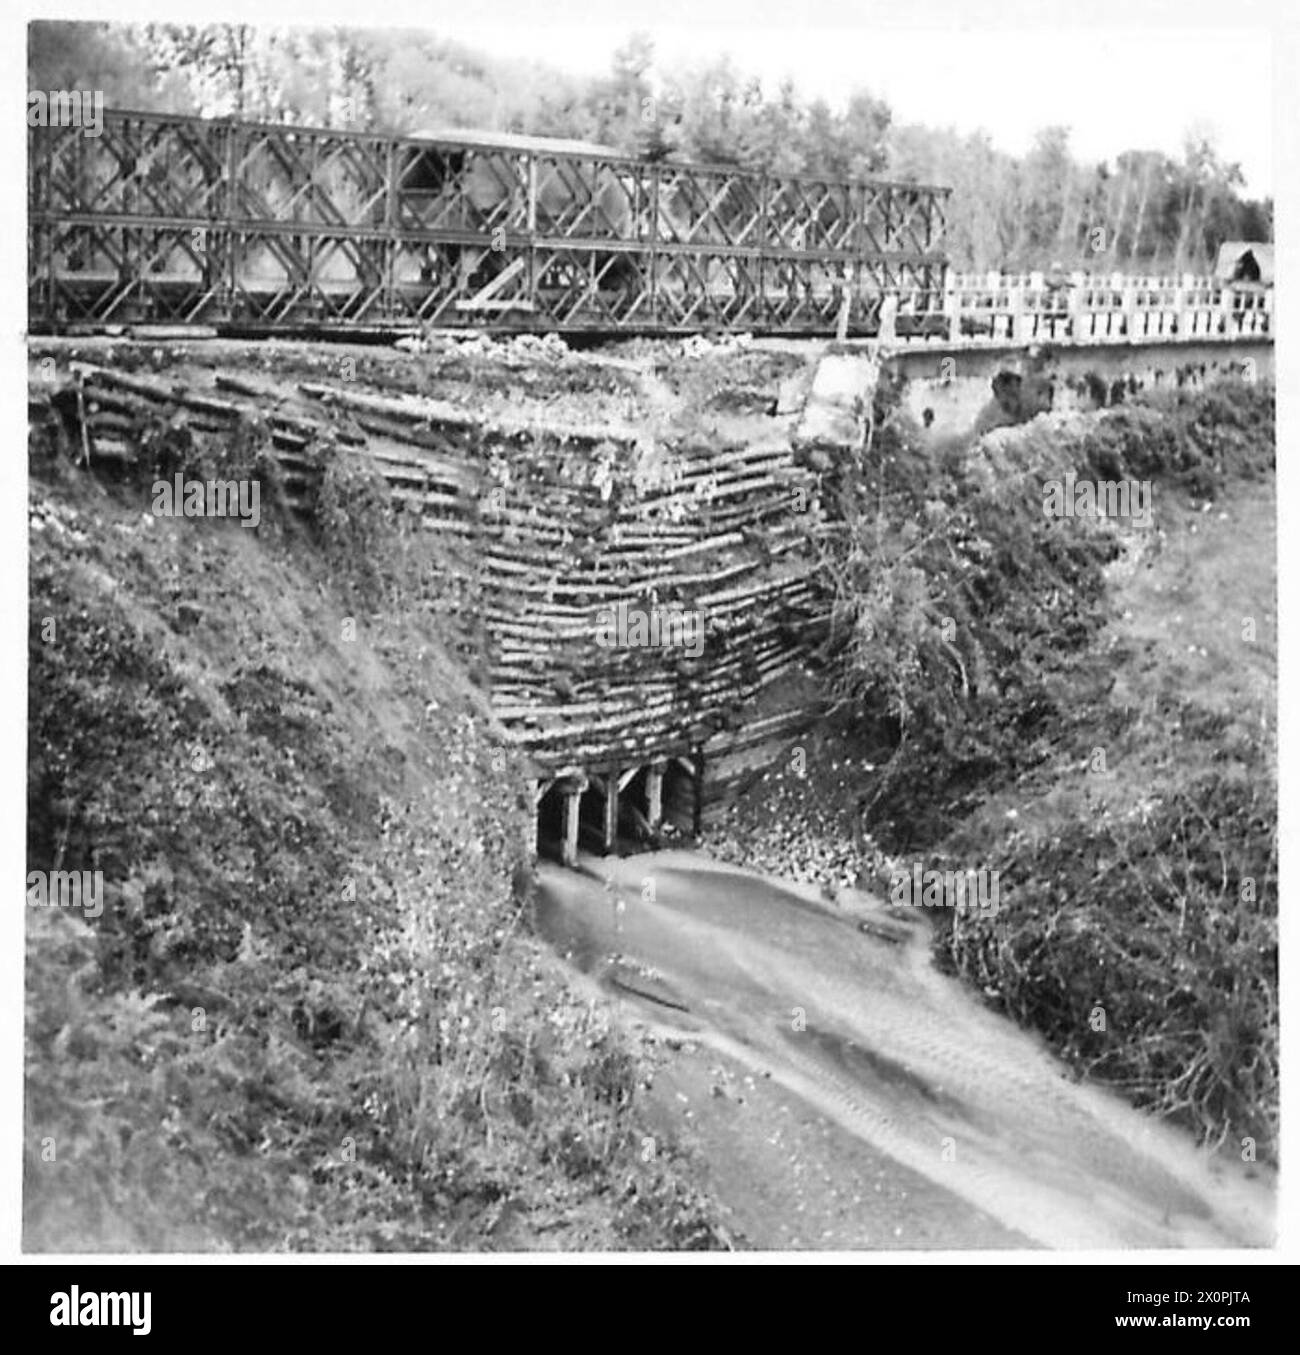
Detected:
left=618, top=766, right=657, bottom=846
left=578, top=781, right=608, bottom=853
left=533, top=755, right=703, bottom=865
left=661, top=758, right=699, bottom=836
left=536, top=783, right=567, bottom=863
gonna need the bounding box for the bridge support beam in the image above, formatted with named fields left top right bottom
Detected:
left=645, top=761, right=666, bottom=830
left=558, top=774, right=587, bottom=868
left=599, top=769, right=621, bottom=855
left=531, top=778, right=554, bottom=859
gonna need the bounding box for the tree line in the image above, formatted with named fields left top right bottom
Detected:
left=29, top=21, right=1272, bottom=274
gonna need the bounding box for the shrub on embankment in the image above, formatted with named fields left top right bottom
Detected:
left=818, top=382, right=1274, bottom=844
left=26, top=427, right=728, bottom=1251
left=714, top=382, right=1277, bottom=1157
left=945, top=761, right=1276, bottom=1154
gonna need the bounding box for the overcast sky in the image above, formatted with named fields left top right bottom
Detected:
left=440, top=5, right=1274, bottom=194
left=397, top=0, right=1270, bottom=197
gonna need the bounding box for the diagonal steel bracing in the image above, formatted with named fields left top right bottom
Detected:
left=29, top=107, right=951, bottom=334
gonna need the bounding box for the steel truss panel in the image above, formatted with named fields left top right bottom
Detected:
left=29, top=108, right=950, bottom=334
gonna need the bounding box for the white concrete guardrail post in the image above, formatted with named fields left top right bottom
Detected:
left=1027, top=270, right=1045, bottom=342
left=1122, top=277, right=1139, bottom=342
left=1069, top=269, right=1086, bottom=342
left=897, top=266, right=1269, bottom=348
left=1006, top=275, right=1023, bottom=343
left=1216, top=281, right=1232, bottom=337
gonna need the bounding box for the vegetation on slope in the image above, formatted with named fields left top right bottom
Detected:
left=25, top=425, right=727, bottom=1251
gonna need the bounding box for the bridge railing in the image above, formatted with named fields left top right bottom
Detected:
left=936, top=269, right=1271, bottom=344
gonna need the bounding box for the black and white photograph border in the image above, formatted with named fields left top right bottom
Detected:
left=3, top=0, right=1298, bottom=1279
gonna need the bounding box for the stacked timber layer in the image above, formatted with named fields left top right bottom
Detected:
left=28, top=340, right=834, bottom=799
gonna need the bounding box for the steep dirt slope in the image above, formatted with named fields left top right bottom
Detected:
left=25, top=453, right=727, bottom=1252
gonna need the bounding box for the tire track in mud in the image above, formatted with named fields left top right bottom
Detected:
left=677, top=961, right=1187, bottom=1249
left=536, top=852, right=1274, bottom=1249
left=770, top=905, right=1271, bottom=1248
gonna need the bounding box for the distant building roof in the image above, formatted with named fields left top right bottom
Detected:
left=1215, top=241, right=1274, bottom=285
left=409, top=127, right=623, bottom=158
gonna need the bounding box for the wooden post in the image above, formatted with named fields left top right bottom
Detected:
left=559, top=773, right=587, bottom=868
left=531, top=779, right=553, bottom=859
left=601, top=769, right=620, bottom=855
left=646, top=761, right=665, bottom=828
left=562, top=788, right=580, bottom=867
